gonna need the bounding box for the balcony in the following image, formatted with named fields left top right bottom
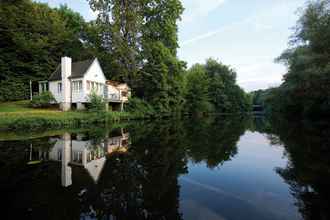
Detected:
left=106, top=92, right=129, bottom=103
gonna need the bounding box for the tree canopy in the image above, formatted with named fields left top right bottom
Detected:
left=185, top=58, right=251, bottom=114
left=265, top=0, right=330, bottom=120
left=0, top=0, right=251, bottom=114
left=0, top=0, right=98, bottom=101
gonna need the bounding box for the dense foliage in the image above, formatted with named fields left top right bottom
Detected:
left=87, top=92, right=106, bottom=112
left=185, top=64, right=213, bottom=114
left=265, top=0, right=330, bottom=120
left=185, top=59, right=251, bottom=114
left=0, top=0, right=250, bottom=114
left=0, top=0, right=100, bottom=101
left=89, top=0, right=186, bottom=113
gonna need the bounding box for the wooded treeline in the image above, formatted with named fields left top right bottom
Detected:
left=0, top=0, right=250, bottom=114
left=185, top=58, right=251, bottom=114
left=251, top=0, right=330, bottom=120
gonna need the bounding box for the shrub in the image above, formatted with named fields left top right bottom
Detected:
left=8, top=117, right=55, bottom=130
left=126, top=97, right=156, bottom=117
left=30, top=91, right=56, bottom=108
left=0, top=80, right=29, bottom=102
left=87, top=92, right=106, bottom=113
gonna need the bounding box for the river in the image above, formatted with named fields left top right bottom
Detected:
left=0, top=116, right=329, bottom=220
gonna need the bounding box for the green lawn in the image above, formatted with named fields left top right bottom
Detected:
left=0, top=100, right=132, bottom=131
left=0, top=100, right=38, bottom=112
left=0, top=101, right=88, bottom=129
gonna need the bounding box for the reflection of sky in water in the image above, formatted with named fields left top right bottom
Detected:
left=179, top=131, right=302, bottom=220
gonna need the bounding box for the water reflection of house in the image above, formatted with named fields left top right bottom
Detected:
left=27, top=131, right=129, bottom=187
left=106, top=132, right=129, bottom=154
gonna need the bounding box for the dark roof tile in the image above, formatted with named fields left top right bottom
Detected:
left=48, top=59, right=95, bottom=81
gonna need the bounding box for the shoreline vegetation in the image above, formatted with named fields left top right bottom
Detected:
left=0, top=100, right=253, bottom=132
left=0, top=100, right=136, bottom=131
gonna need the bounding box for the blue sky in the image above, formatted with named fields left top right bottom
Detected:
left=36, top=0, right=306, bottom=91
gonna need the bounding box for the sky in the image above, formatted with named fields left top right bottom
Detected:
left=36, top=0, right=307, bottom=91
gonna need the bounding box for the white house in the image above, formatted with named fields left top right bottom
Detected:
left=38, top=57, right=131, bottom=111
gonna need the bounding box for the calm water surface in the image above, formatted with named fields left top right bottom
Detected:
left=0, top=116, right=329, bottom=220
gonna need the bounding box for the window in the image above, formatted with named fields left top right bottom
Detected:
left=57, top=150, right=62, bottom=161
left=39, top=82, right=48, bottom=93
left=72, top=80, right=82, bottom=92
left=57, top=82, right=62, bottom=93
left=87, top=81, right=90, bottom=90
left=72, top=151, right=82, bottom=164
left=41, top=82, right=48, bottom=92
left=79, top=81, right=82, bottom=91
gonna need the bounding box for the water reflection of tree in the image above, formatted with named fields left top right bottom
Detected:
left=88, top=116, right=249, bottom=218
left=0, top=137, right=80, bottom=220
left=262, top=119, right=330, bottom=220
left=0, top=137, right=56, bottom=186
left=79, top=119, right=188, bottom=219
left=184, top=116, right=248, bottom=168
left=1, top=116, right=251, bottom=219
left=131, top=120, right=188, bottom=220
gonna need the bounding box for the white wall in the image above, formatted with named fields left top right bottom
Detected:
left=71, top=78, right=85, bottom=103
left=49, top=58, right=110, bottom=104
left=49, top=80, right=63, bottom=103
left=107, top=84, right=120, bottom=101
left=83, top=59, right=107, bottom=102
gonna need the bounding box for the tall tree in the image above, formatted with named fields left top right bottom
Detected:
left=185, top=58, right=251, bottom=114
left=88, top=0, right=142, bottom=85
left=204, top=58, right=236, bottom=112
left=137, top=0, right=185, bottom=112
left=184, top=64, right=212, bottom=115
left=269, top=0, right=330, bottom=119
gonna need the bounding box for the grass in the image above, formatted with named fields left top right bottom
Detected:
left=0, top=100, right=48, bottom=112
left=0, top=100, right=134, bottom=131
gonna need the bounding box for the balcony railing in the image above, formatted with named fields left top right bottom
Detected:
left=107, top=93, right=121, bottom=101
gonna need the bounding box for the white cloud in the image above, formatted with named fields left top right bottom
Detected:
left=239, top=80, right=281, bottom=92
left=236, top=61, right=286, bottom=92
left=180, top=9, right=282, bottom=47
left=181, top=19, right=248, bottom=46
left=181, top=26, right=228, bottom=46
left=181, top=0, right=226, bottom=23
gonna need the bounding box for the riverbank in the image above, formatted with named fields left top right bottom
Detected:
left=0, top=101, right=134, bottom=131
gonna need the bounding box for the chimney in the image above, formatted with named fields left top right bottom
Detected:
left=61, top=57, right=72, bottom=111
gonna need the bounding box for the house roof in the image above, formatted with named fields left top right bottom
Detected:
left=106, top=80, right=130, bottom=90
left=48, top=59, right=95, bottom=81
left=106, top=80, right=122, bottom=86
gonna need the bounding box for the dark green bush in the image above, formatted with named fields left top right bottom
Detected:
left=126, top=97, right=156, bottom=117
left=9, top=117, right=49, bottom=130
left=87, top=92, right=106, bottom=112
left=0, top=80, right=29, bottom=102
left=30, top=91, right=56, bottom=108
